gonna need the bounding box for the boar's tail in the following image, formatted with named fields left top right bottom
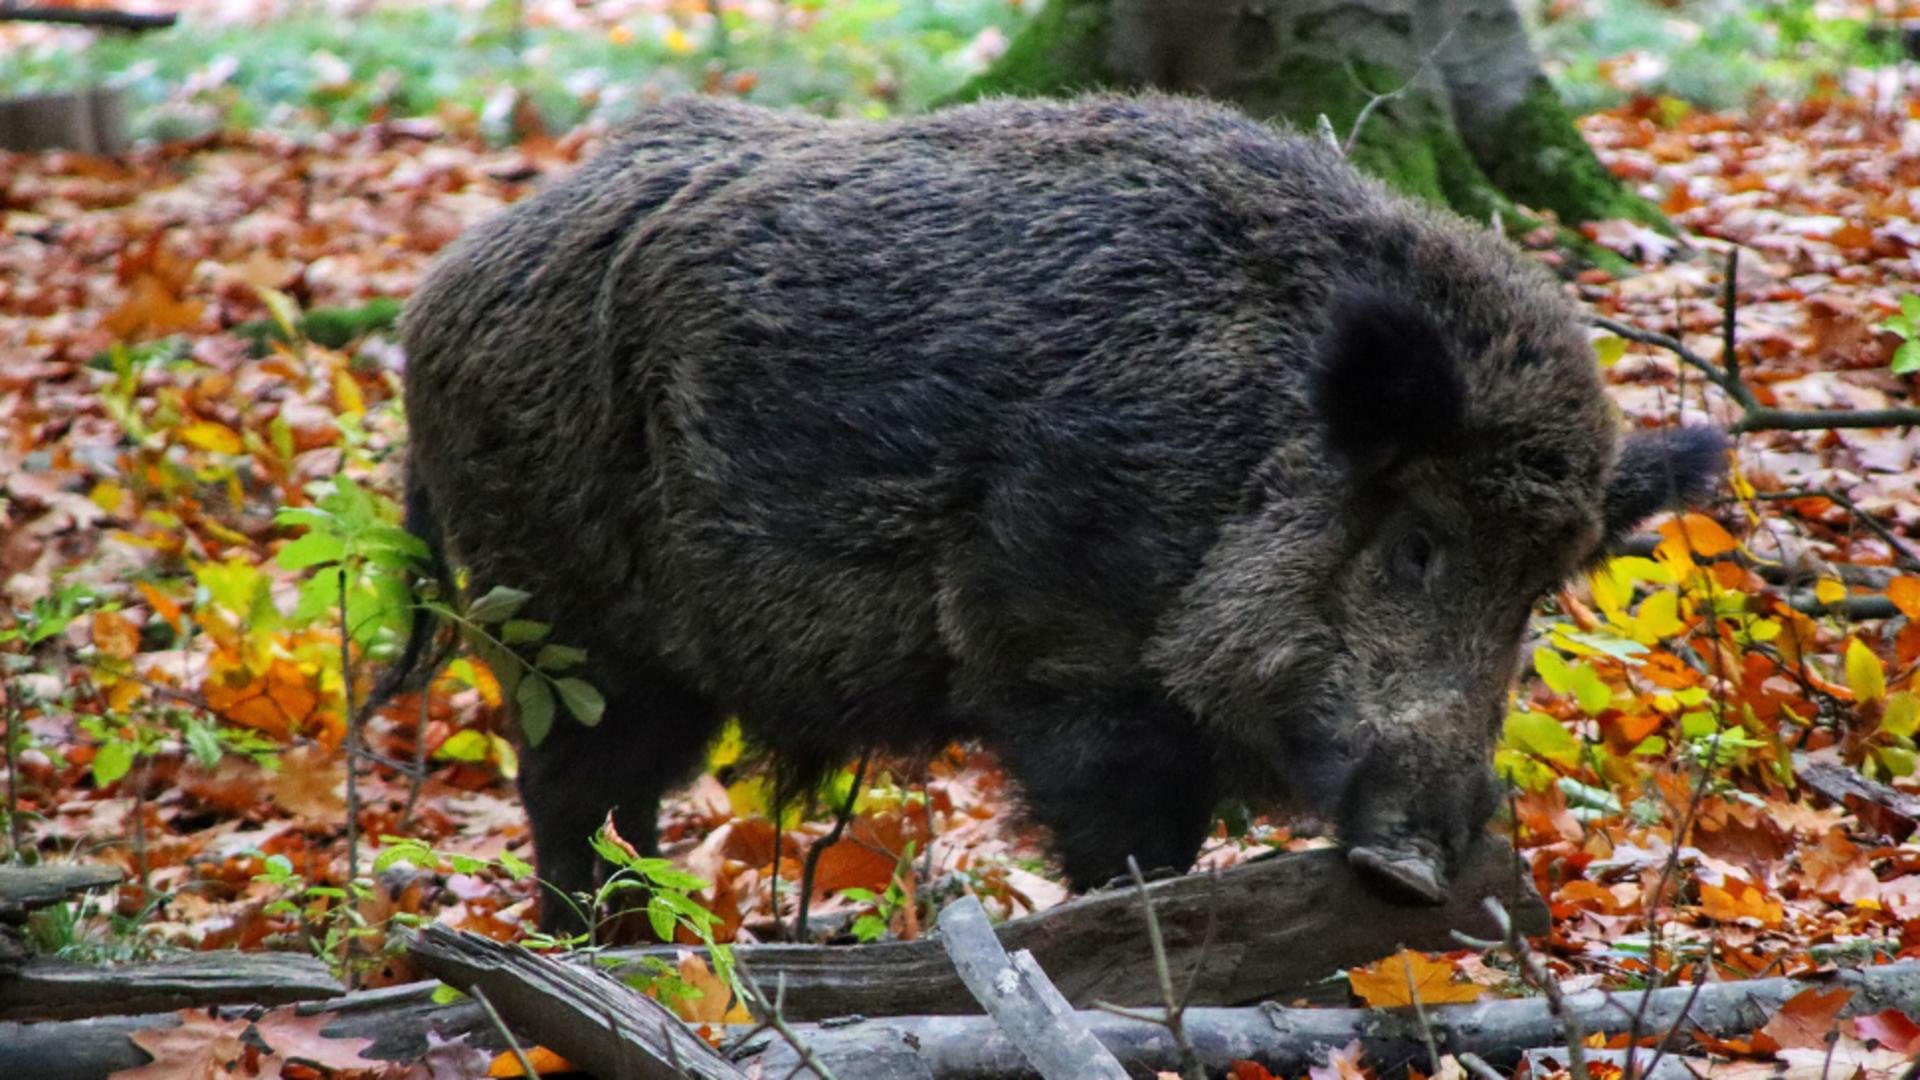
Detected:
left=364, top=470, right=457, bottom=716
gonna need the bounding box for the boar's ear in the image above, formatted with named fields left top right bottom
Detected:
left=1602, top=427, right=1730, bottom=545
left=1309, top=286, right=1465, bottom=474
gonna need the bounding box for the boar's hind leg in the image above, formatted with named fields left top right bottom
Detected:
left=516, top=669, right=719, bottom=933
left=996, top=694, right=1220, bottom=891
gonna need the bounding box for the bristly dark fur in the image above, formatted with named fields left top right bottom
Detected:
left=1603, top=426, right=1731, bottom=546
left=1311, top=286, right=1465, bottom=471
left=399, top=93, right=1724, bottom=928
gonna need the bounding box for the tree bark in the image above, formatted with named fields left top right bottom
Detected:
left=958, top=0, right=1664, bottom=231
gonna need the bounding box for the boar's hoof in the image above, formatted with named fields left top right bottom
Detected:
left=1348, top=845, right=1450, bottom=905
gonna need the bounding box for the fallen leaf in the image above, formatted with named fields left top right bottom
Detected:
left=1349, top=949, right=1483, bottom=1008
left=1758, top=985, right=1854, bottom=1051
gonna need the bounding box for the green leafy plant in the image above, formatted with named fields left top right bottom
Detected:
left=842, top=840, right=919, bottom=943
left=423, top=585, right=602, bottom=746
left=1882, top=295, right=1920, bottom=375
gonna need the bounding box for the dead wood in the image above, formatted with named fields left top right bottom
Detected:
left=1795, top=751, right=1920, bottom=826
left=405, top=922, right=746, bottom=1080
left=611, top=838, right=1546, bottom=1021
left=937, top=894, right=1128, bottom=1080
left=749, top=959, right=1920, bottom=1078
left=0, top=864, right=122, bottom=925
left=0, top=951, right=341, bottom=1021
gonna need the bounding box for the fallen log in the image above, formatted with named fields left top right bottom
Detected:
left=0, top=951, right=342, bottom=1021
left=748, top=960, right=1920, bottom=1078
left=1795, top=751, right=1920, bottom=828
left=11, top=958, right=1920, bottom=1079
left=407, top=924, right=745, bottom=1080
left=937, top=895, right=1128, bottom=1080
left=0, top=863, right=122, bottom=924
left=608, top=838, right=1546, bottom=1020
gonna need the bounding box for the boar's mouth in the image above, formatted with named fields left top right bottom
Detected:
left=1347, top=844, right=1450, bottom=906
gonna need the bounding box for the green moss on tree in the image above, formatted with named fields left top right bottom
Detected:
left=950, top=5, right=1665, bottom=255
left=950, top=0, right=1114, bottom=101
left=1474, top=77, right=1666, bottom=230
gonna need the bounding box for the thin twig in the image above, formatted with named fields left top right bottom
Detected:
left=793, top=752, right=870, bottom=943
left=1122, top=855, right=1204, bottom=1080
left=1639, top=937, right=1716, bottom=1080
left=1486, top=896, right=1592, bottom=1080
left=1720, top=249, right=1741, bottom=388
left=738, top=968, right=838, bottom=1080
left=1745, top=489, right=1920, bottom=572
left=4, top=687, right=21, bottom=859
left=470, top=984, right=541, bottom=1080
left=337, top=568, right=360, bottom=891
left=400, top=688, right=430, bottom=828
left=1589, top=314, right=1920, bottom=432
left=1403, top=950, right=1444, bottom=1076
left=1342, top=29, right=1456, bottom=156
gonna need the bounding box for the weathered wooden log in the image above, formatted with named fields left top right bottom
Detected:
left=0, top=951, right=342, bottom=1021
left=609, top=837, right=1548, bottom=1020
left=748, top=960, right=1920, bottom=1078
left=937, top=895, right=1128, bottom=1080
left=1795, top=751, right=1920, bottom=827
left=406, top=924, right=745, bottom=1080
left=0, top=864, right=122, bottom=925
left=11, top=959, right=1920, bottom=1079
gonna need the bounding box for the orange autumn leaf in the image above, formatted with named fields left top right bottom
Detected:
left=663, top=951, right=752, bottom=1026
left=92, top=610, right=140, bottom=661
left=1230, top=1063, right=1279, bottom=1080
left=136, top=581, right=184, bottom=633
left=101, top=274, right=205, bottom=340
left=203, top=655, right=328, bottom=743
left=1699, top=882, right=1784, bottom=927
left=1890, top=577, right=1920, bottom=621
left=489, top=1045, right=572, bottom=1077
left=1348, top=949, right=1482, bottom=1008
left=1657, top=512, right=1738, bottom=560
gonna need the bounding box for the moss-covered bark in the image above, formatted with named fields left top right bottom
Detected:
left=951, top=0, right=1112, bottom=101
left=1470, top=77, right=1667, bottom=229
left=953, top=0, right=1663, bottom=241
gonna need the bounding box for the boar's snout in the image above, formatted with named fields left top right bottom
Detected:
left=1341, top=754, right=1501, bottom=906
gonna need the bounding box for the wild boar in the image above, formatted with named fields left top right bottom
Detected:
left=396, top=93, right=1723, bottom=927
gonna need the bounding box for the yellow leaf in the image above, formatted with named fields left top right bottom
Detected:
left=1885, top=692, right=1919, bottom=739
left=1348, top=949, right=1482, bottom=1008
left=1632, top=590, right=1684, bottom=644
left=1592, top=335, right=1627, bottom=368
left=180, top=421, right=243, bottom=454
left=664, top=25, right=695, bottom=54
left=1846, top=638, right=1886, bottom=705
left=1814, top=578, right=1847, bottom=607
left=333, top=369, right=365, bottom=417
left=89, top=480, right=124, bottom=514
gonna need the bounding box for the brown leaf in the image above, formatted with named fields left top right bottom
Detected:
left=252, top=1007, right=377, bottom=1070
left=110, top=1010, right=256, bottom=1079
left=1758, top=985, right=1854, bottom=1051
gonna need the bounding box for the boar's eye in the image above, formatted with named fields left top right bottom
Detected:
left=1388, top=528, right=1440, bottom=589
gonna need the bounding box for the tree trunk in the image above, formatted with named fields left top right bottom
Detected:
left=958, top=0, right=1664, bottom=231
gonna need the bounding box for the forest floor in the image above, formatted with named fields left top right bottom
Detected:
left=5, top=39, right=1920, bottom=1080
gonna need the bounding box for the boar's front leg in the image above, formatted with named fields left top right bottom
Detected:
left=992, top=688, right=1222, bottom=890
left=516, top=668, right=720, bottom=933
